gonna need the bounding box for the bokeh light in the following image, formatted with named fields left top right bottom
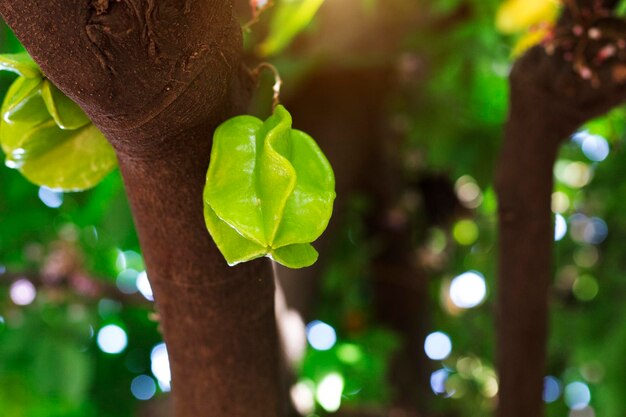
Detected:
left=584, top=217, right=608, bottom=245
left=449, top=271, right=487, bottom=309
left=453, top=220, right=479, bottom=246
left=565, top=381, right=591, bottom=410
left=306, top=320, right=337, bottom=351
left=424, top=331, right=452, bottom=360
left=555, top=161, right=593, bottom=189
left=131, top=375, right=157, bottom=400
left=543, top=376, right=561, bottom=403
left=291, top=380, right=315, bottom=415
left=552, top=191, right=570, bottom=213
left=430, top=368, right=449, bottom=394
left=136, top=271, right=154, bottom=301
left=316, top=373, right=344, bottom=413
left=455, top=176, right=483, bottom=208
left=115, top=250, right=143, bottom=273
left=151, top=343, right=171, bottom=392
left=569, top=214, right=608, bottom=244
left=97, top=324, right=128, bottom=354
left=116, top=269, right=139, bottom=294
left=10, top=278, right=36, bottom=306
left=573, top=131, right=610, bottom=162
left=573, top=275, right=599, bottom=302
left=38, top=186, right=63, bottom=208
left=555, top=214, right=568, bottom=241
left=337, top=344, right=363, bottom=364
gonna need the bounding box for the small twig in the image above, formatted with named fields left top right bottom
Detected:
left=242, top=0, right=274, bottom=32
left=251, top=62, right=283, bottom=111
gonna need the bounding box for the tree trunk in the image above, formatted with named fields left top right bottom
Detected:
left=0, top=2, right=282, bottom=416
left=495, top=88, right=563, bottom=417
left=495, top=3, right=626, bottom=414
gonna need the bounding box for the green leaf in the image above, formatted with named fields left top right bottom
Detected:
left=0, top=52, right=41, bottom=78
left=41, top=81, right=90, bottom=130
left=258, top=0, right=325, bottom=57
left=1, top=80, right=116, bottom=191
left=204, top=105, right=335, bottom=269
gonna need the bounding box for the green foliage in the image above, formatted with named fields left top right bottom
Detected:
left=299, top=197, right=401, bottom=412
left=0, top=53, right=116, bottom=191
left=258, top=0, right=325, bottom=56
left=204, top=105, right=335, bottom=268
left=300, top=330, right=400, bottom=408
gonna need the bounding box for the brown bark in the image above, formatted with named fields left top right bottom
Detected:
left=495, top=89, right=562, bottom=417
left=495, top=4, right=626, bottom=416
left=0, top=1, right=282, bottom=416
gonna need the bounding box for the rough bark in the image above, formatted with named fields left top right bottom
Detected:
left=0, top=2, right=282, bottom=416
left=495, top=4, right=626, bottom=416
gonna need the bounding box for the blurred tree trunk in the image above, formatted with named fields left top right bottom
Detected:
left=0, top=2, right=282, bottom=417
left=271, top=1, right=446, bottom=413
left=281, top=61, right=432, bottom=417
left=495, top=2, right=626, bottom=416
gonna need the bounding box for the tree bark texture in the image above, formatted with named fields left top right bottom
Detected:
left=0, top=2, right=282, bottom=416
left=495, top=3, right=626, bottom=416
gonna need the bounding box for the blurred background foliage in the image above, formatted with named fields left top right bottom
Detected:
left=1, top=0, right=625, bottom=416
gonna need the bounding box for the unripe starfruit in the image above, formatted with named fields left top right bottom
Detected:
left=203, top=105, right=335, bottom=268
left=0, top=52, right=116, bottom=191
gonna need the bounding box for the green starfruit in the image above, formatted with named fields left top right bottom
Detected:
left=203, top=105, right=336, bottom=268
left=0, top=53, right=116, bottom=191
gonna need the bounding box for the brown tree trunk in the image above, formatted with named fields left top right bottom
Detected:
left=495, top=2, right=626, bottom=415
left=495, top=89, right=563, bottom=417
left=0, top=2, right=282, bottom=416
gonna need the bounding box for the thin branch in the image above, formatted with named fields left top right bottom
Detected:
left=251, top=62, right=283, bottom=111
left=242, top=0, right=274, bottom=32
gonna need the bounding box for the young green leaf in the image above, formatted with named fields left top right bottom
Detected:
left=204, top=105, right=335, bottom=268
left=258, top=0, right=325, bottom=57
